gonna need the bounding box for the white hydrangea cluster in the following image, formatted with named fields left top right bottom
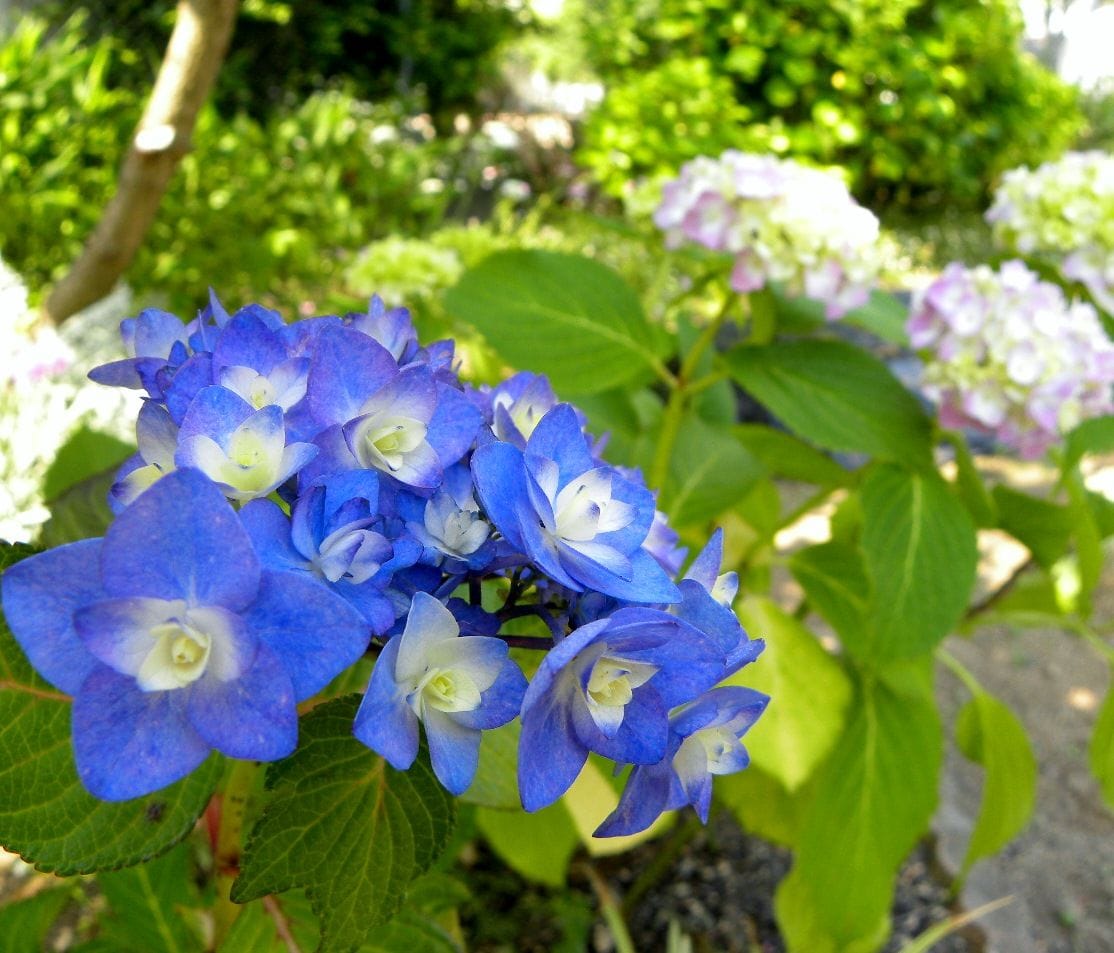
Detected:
left=654, top=151, right=881, bottom=319
left=907, top=260, right=1114, bottom=459
left=987, top=151, right=1114, bottom=314
left=0, top=257, right=139, bottom=541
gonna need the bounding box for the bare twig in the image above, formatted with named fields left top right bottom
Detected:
left=43, top=0, right=239, bottom=324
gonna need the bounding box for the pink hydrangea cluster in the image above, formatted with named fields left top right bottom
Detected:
left=907, top=260, right=1114, bottom=458
left=986, top=151, right=1114, bottom=315
left=654, top=151, right=881, bottom=319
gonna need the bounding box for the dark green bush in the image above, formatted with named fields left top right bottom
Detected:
left=576, top=0, right=1083, bottom=209
left=0, top=15, right=521, bottom=310
left=42, top=0, right=524, bottom=125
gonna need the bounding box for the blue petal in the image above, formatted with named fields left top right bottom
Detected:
left=307, top=326, right=398, bottom=429
left=594, top=759, right=674, bottom=837
left=454, top=657, right=528, bottom=730
left=178, top=386, right=254, bottom=446
left=559, top=546, right=680, bottom=604
left=571, top=684, right=669, bottom=764
left=353, top=636, right=419, bottom=769
left=212, top=313, right=288, bottom=375
left=518, top=682, right=589, bottom=812
left=72, top=667, right=210, bottom=801
left=684, top=528, right=724, bottom=591
left=428, top=384, right=482, bottom=467
left=243, top=570, right=370, bottom=698
left=101, top=469, right=261, bottom=609
left=0, top=539, right=105, bottom=694
left=187, top=642, right=297, bottom=760
left=424, top=708, right=482, bottom=795
left=164, top=354, right=214, bottom=424
left=470, top=442, right=530, bottom=552
left=525, top=405, right=595, bottom=488
left=133, top=309, right=188, bottom=358
left=239, top=500, right=306, bottom=572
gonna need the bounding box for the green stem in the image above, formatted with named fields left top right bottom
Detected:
left=580, top=862, right=637, bottom=953
left=647, top=294, right=736, bottom=490
left=211, top=759, right=261, bottom=950
left=936, top=646, right=982, bottom=697
left=621, top=814, right=702, bottom=915
left=1063, top=617, right=1114, bottom=665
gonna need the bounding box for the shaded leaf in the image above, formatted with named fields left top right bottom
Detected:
left=732, top=597, right=853, bottom=791
left=444, top=250, right=671, bottom=395
left=734, top=424, right=851, bottom=487
left=98, top=842, right=202, bottom=953
left=476, top=803, right=579, bottom=887
left=664, top=415, right=763, bottom=526
left=0, top=888, right=71, bottom=953
left=725, top=339, right=932, bottom=468
left=859, top=465, right=977, bottom=661
left=788, top=541, right=870, bottom=652
left=776, top=672, right=941, bottom=951
left=1090, top=670, right=1114, bottom=811
left=38, top=469, right=116, bottom=547
left=42, top=425, right=133, bottom=502
left=460, top=721, right=519, bottom=810
left=232, top=695, right=456, bottom=953
left=992, top=485, right=1072, bottom=569
left=954, top=691, right=1037, bottom=875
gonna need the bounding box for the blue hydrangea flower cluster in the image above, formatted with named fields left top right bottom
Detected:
left=0, top=293, right=767, bottom=836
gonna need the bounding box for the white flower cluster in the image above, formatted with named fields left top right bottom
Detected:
left=654, top=151, right=881, bottom=319
left=0, top=257, right=139, bottom=541
left=907, top=260, right=1114, bottom=459
left=987, top=151, right=1114, bottom=314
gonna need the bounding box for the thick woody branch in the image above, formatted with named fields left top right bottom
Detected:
left=43, top=0, right=239, bottom=325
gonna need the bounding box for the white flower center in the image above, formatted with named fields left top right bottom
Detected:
left=409, top=666, right=481, bottom=716
left=137, top=619, right=212, bottom=691
left=357, top=415, right=427, bottom=473
left=583, top=653, right=658, bottom=734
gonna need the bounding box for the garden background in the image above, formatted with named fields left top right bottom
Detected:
left=1, top=1, right=1113, bottom=951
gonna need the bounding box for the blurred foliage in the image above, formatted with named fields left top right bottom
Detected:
left=39, top=0, right=527, bottom=128
left=1077, top=82, right=1114, bottom=152
left=576, top=0, right=1084, bottom=210
left=0, top=15, right=523, bottom=311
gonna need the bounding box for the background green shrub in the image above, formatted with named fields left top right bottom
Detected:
left=40, top=0, right=525, bottom=127
left=576, top=0, right=1084, bottom=209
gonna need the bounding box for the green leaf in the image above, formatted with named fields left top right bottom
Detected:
left=732, top=597, right=853, bottom=791
left=0, top=566, right=221, bottom=874
left=770, top=287, right=909, bottom=345
left=460, top=720, right=520, bottom=809
left=1090, top=669, right=1114, bottom=811
left=38, top=468, right=116, bottom=547
left=715, top=765, right=803, bottom=848
left=232, top=695, right=456, bottom=953
left=947, top=433, right=996, bottom=528
left=954, top=691, right=1037, bottom=876
left=1063, top=416, right=1114, bottom=473
left=725, top=340, right=932, bottom=468
left=42, top=425, right=133, bottom=502
left=476, top=802, right=579, bottom=887
left=444, top=250, right=671, bottom=395
left=859, top=465, right=977, bottom=661
left=1064, top=470, right=1103, bottom=615
left=664, top=415, right=763, bottom=526
left=98, top=842, right=202, bottom=953
left=776, top=673, right=941, bottom=951
left=734, top=424, right=851, bottom=487
left=788, top=541, right=870, bottom=652
left=0, top=888, right=71, bottom=953
left=992, top=485, right=1073, bottom=569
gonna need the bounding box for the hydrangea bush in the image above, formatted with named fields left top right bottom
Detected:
left=1, top=147, right=1112, bottom=953
left=987, top=151, right=1114, bottom=315
left=655, top=151, right=881, bottom=318
left=908, top=260, right=1114, bottom=459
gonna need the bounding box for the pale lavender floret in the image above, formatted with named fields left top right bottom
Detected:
left=110, top=401, right=179, bottom=511
left=346, top=294, right=419, bottom=363
left=657, top=151, right=880, bottom=319
left=353, top=592, right=527, bottom=795
left=907, top=259, right=1114, bottom=458
left=176, top=386, right=318, bottom=501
